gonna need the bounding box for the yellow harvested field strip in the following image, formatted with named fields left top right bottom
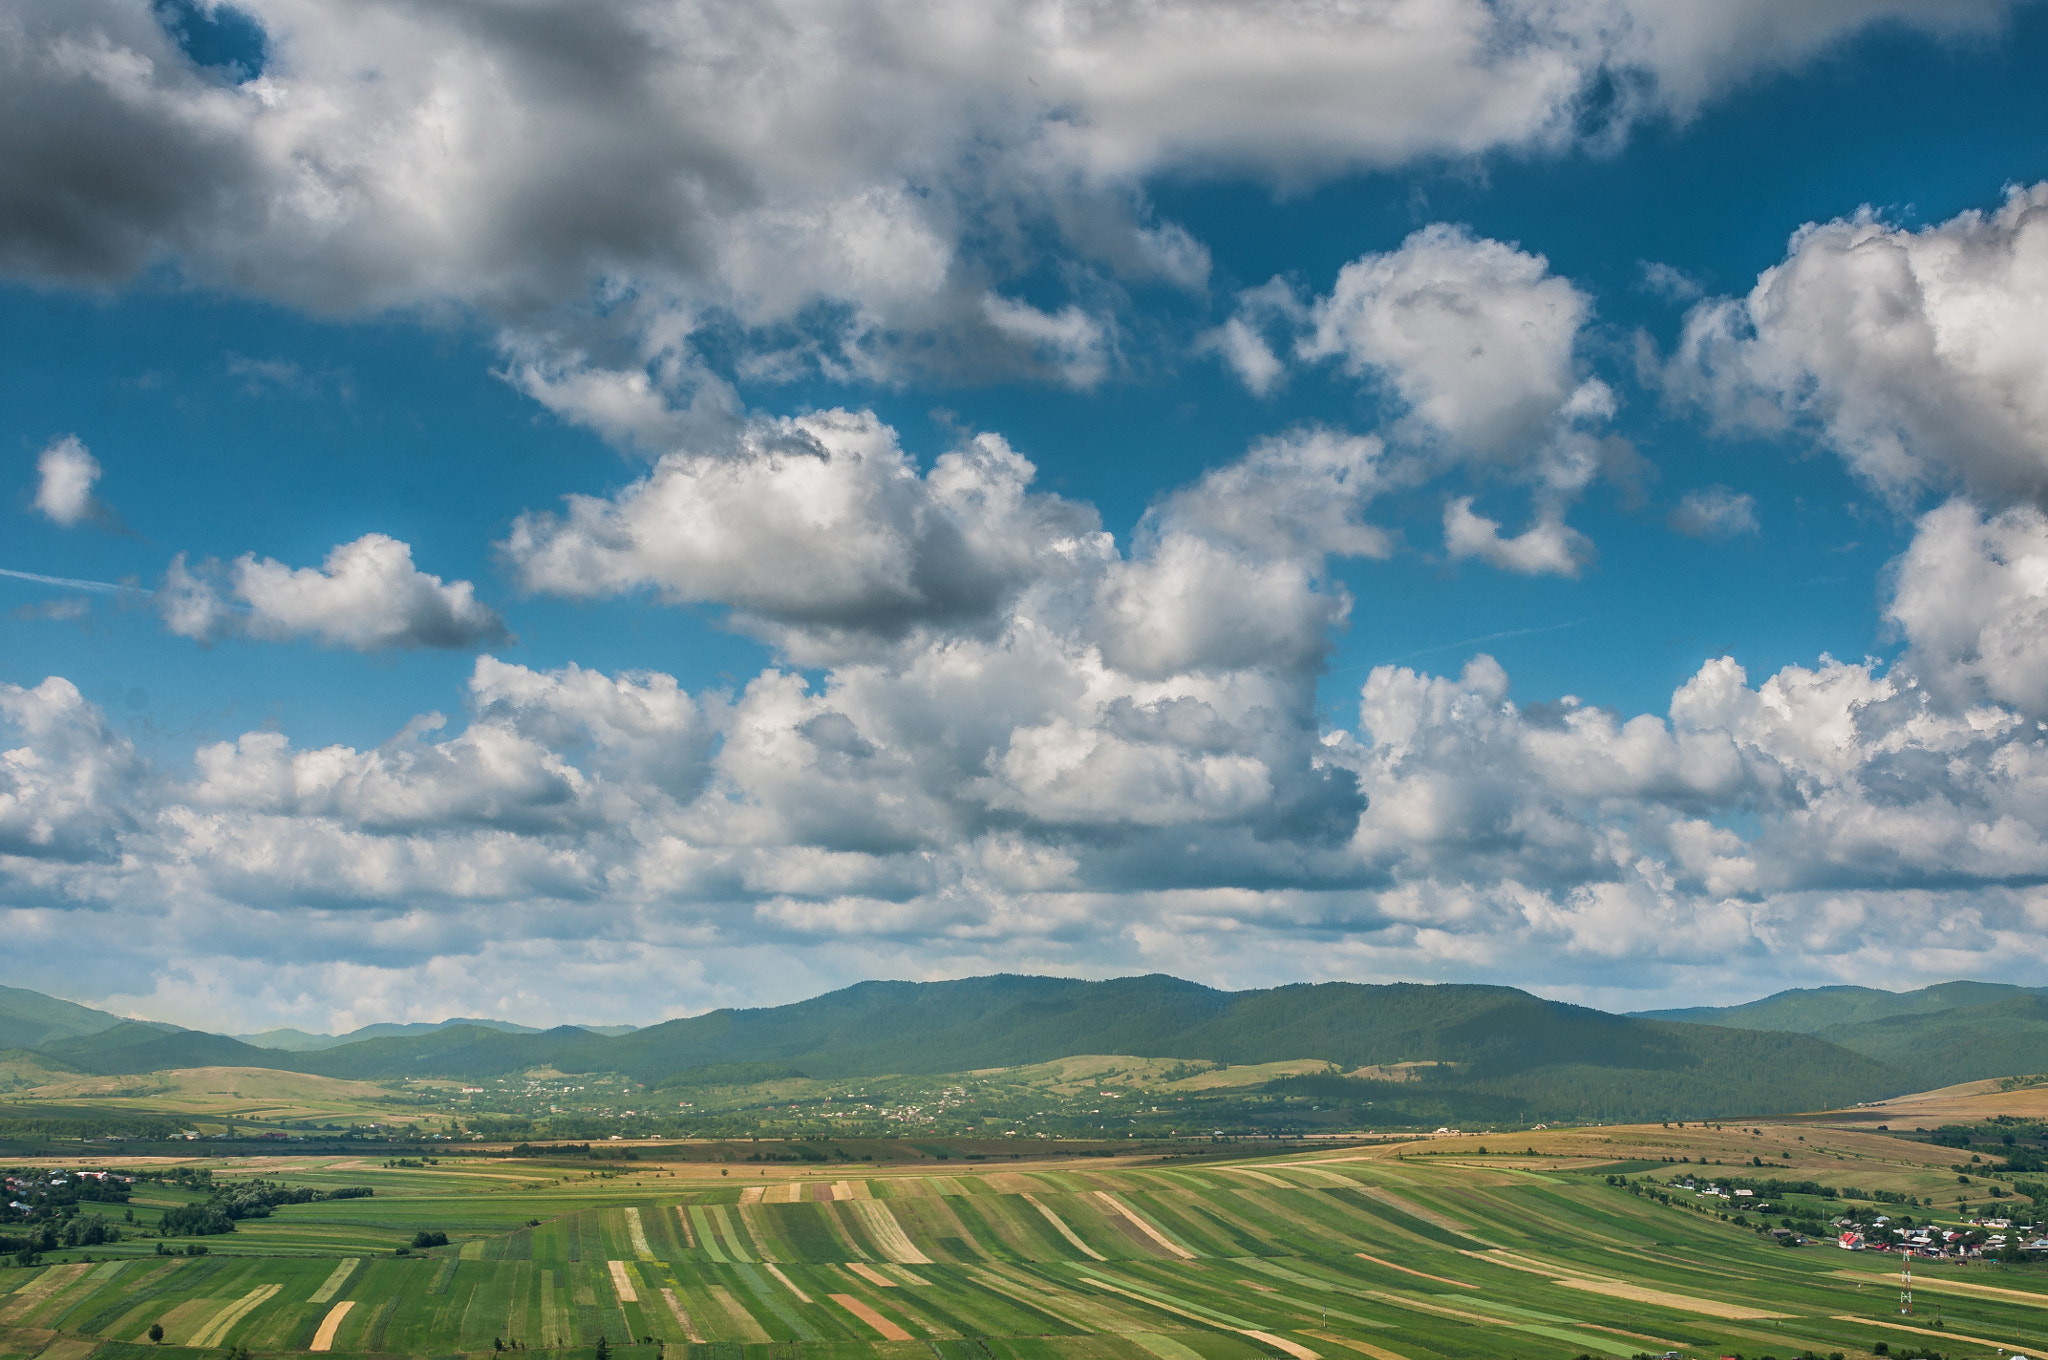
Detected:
left=1828, top=1269, right=2048, bottom=1307
left=1306, top=1329, right=1411, bottom=1360
left=709, top=1284, right=773, bottom=1342
left=1095, top=1191, right=1197, bottom=1258
left=309, top=1300, right=354, bottom=1352
left=0, top=1263, right=90, bottom=1322
left=190, top=1283, right=281, bottom=1348
left=848, top=1197, right=934, bottom=1264
left=308, top=1259, right=357, bottom=1304
left=661, top=1287, right=706, bottom=1343
left=846, top=1262, right=898, bottom=1287
left=609, top=1260, right=640, bottom=1303
left=739, top=1186, right=764, bottom=1203
left=1355, top=1252, right=1476, bottom=1288
left=831, top=1292, right=912, bottom=1340
left=1024, top=1193, right=1107, bottom=1260
left=1220, top=1168, right=1294, bottom=1188
left=764, top=1263, right=813, bottom=1304
left=1275, top=1165, right=1354, bottom=1186
left=1554, top=1277, right=1784, bottom=1320
left=833, top=1180, right=872, bottom=1200
left=1466, top=1248, right=1602, bottom=1280
left=1831, top=1315, right=2034, bottom=1351
left=625, top=1206, right=654, bottom=1257
left=1244, top=1329, right=1320, bottom=1360
left=674, top=1205, right=696, bottom=1247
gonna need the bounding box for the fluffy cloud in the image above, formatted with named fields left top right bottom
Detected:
left=505, top=411, right=1103, bottom=663
left=1670, top=183, right=2048, bottom=505
left=1300, top=225, right=1603, bottom=454
left=0, top=676, right=148, bottom=862
left=12, top=397, right=2048, bottom=1024
left=1443, top=498, right=1592, bottom=576
left=160, top=533, right=510, bottom=651
left=1888, top=499, right=2048, bottom=719
left=0, top=0, right=2009, bottom=387
left=1668, top=485, right=1759, bottom=538
left=31, top=434, right=105, bottom=528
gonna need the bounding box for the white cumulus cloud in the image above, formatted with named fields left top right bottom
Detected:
left=31, top=435, right=105, bottom=528
left=160, top=533, right=510, bottom=651
left=1670, top=183, right=2048, bottom=506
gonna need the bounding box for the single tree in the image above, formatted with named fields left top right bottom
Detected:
left=148, top=1323, right=164, bottom=1344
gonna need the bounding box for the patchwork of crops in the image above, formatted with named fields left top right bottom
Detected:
left=4, top=1149, right=2046, bottom=1360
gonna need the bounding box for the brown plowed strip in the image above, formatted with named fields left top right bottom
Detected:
left=831, top=1293, right=912, bottom=1340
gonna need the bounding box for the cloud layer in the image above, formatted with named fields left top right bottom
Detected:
left=0, top=0, right=2012, bottom=391
left=9, top=409, right=2048, bottom=1028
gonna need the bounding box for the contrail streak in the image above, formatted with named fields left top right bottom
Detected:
left=0, top=566, right=147, bottom=595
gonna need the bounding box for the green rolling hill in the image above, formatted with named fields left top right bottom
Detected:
left=1635, top=979, right=2046, bottom=1032
left=1634, top=981, right=2048, bottom=1090
left=3, top=973, right=1924, bottom=1122
left=0, top=983, right=143, bottom=1050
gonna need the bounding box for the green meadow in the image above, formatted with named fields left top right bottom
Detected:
left=3, top=1137, right=2045, bottom=1360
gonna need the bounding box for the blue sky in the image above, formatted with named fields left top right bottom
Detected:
left=5, top=0, right=2048, bottom=1031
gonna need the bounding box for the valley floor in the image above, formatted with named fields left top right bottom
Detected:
left=2, top=1122, right=2044, bottom=1360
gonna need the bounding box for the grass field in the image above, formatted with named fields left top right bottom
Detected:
left=3, top=1120, right=2045, bottom=1360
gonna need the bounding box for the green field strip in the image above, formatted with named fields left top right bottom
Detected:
left=305, top=1253, right=358, bottom=1310
left=880, top=1193, right=982, bottom=1263
left=930, top=1266, right=1089, bottom=1336
left=1309, top=1188, right=1471, bottom=1250
left=1066, top=1267, right=1261, bottom=1331
left=188, top=1281, right=281, bottom=1348
left=737, top=1200, right=782, bottom=1261
left=688, top=1205, right=732, bottom=1262
left=708, top=1203, right=758, bottom=1261
left=623, top=1205, right=656, bottom=1258
left=812, top=1200, right=883, bottom=1261
left=732, top=1261, right=826, bottom=1340
left=1226, top=1260, right=1393, bottom=1327
left=759, top=1201, right=852, bottom=1262
left=1129, top=1331, right=1210, bottom=1360
left=952, top=1193, right=1065, bottom=1262
left=1093, top=1193, right=1199, bottom=1259
left=707, top=1281, right=775, bottom=1341
left=1114, top=1192, right=1250, bottom=1258
left=538, top=1266, right=567, bottom=1347
left=0, top=1263, right=91, bottom=1325
left=969, top=1263, right=1147, bottom=1335
left=1164, top=1194, right=1289, bottom=1256
left=847, top=1197, right=937, bottom=1264
left=1224, top=1188, right=1383, bottom=1256
left=1025, top=1195, right=1119, bottom=1261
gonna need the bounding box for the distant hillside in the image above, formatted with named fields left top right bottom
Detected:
left=1636, top=980, right=2045, bottom=1033
left=238, top=1017, right=550, bottom=1051
left=1814, top=995, right=2048, bottom=1090
left=0, top=984, right=140, bottom=1050
left=34, top=1023, right=279, bottom=1075
left=264, top=974, right=1912, bottom=1120
left=0, top=974, right=1956, bottom=1121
